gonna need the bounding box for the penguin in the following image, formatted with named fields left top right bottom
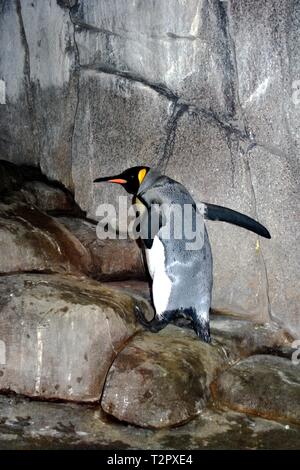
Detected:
left=94, top=166, right=271, bottom=343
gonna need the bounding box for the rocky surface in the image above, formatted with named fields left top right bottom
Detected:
left=1, top=0, right=299, bottom=334
left=210, top=314, right=292, bottom=362
left=0, top=273, right=151, bottom=402
left=212, top=355, right=300, bottom=425
left=0, top=201, right=91, bottom=275
left=101, top=326, right=227, bottom=428
left=21, top=181, right=75, bottom=214
left=57, top=216, right=145, bottom=280
left=0, top=395, right=299, bottom=450
left=0, top=0, right=299, bottom=450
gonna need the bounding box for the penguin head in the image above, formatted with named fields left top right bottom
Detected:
left=93, top=166, right=150, bottom=195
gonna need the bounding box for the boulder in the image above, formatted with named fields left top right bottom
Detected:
left=21, top=181, right=75, bottom=214
left=0, top=0, right=299, bottom=338
left=57, top=216, right=146, bottom=280
left=0, top=202, right=91, bottom=275
left=212, top=355, right=300, bottom=424
left=101, top=326, right=228, bottom=428
left=0, top=273, right=151, bottom=402
left=210, top=314, right=292, bottom=362
left=1, top=394, right=300, bottom=450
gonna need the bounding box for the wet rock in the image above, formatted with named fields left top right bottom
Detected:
left=21, top=181, right=75, bottom=214
left=101, top=326, right=228, bottom=428
left=106, top=280, right=151, bottom=304
left=0, top=0, right=77, bottom=188
left=0, top=395, right=300, bottom=450
left=210, top=314, right=292, bottom=362
left=0, top=274, right=151, bottom=402
left=212, top=355, right=300, bottom=424
left=0, top=160, right=24, bottom=194
left=57, top=216, right=146, bottom=280
left=0, top=202, right=91, bottom=275
left=1, top=0, right=299, bottom=337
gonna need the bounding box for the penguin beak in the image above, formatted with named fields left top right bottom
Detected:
left=93, top=175, right=127, bottom=184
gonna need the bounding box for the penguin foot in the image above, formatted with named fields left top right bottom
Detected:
left=134, top=305, right=170, bottom=333
left=193, top=319, right=211, bottom=344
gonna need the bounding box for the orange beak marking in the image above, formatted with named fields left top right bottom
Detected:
left=108, top=178, right=127, bottom=184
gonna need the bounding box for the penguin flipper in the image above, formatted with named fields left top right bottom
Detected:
left=136, top=196, right=165, bottom=249
left=202, top=202, right=271, bottom=239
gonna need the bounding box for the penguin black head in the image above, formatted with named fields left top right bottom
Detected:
left=93, top=166, right=150, bottom=195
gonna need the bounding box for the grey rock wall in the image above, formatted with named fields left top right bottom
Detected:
left=0, top=0, right=299, bottom=336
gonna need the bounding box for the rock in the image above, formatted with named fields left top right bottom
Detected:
left=0, top=0, right=77, bottom=188
left=106, top=280, right=151, bottom=304
left=21, top=181, right=75, bottom=214
left=72, top=69, right=170, bottom=218
left=246, top=146, right=299, bottom=338
left=210, top=314, right=292, bottom=362
left=0, top=0, right=299, bottom=337
left=0, top=395, right=300, bottom=450
left=57, top=216, right=146, bottom=280
left=228, top=0, right=300, bottom=156
left=0, top=160, right=24, bottom=194
left=0, top=273, right=151, bottom=402
left=0, top=202, right=91, bottom=275
left=212, top=355, right=300, bottom=424
left=101, top=326, right=228, bottom=428
left=71, top=0, right=236, bottom=113
left=226, top=0, right=300, bottom=338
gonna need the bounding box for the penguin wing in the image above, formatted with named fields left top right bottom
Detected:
left=202, top=202, right=271, bottom=239
left=135, top=195, right=165, bottom=249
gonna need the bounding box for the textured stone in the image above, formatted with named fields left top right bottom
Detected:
left=212, top=355, right=300, bottom=424
left=21, top=181, right=75, bottom=214
left=228, top=0, right=300, bottom=156
left=57, top=216, right=146, bottom=280
left=210, top=314, right=293, bottom=362
left=71, top=0, right=236, bottom=113
left=0, top=395, right=300, bottom=450
left=0, top=0, right=299, bottom=336
left=247, top=146, right=299, bottom=338
left=101, top=326, right=227, bottom=428
left=0, top=274, right=150, bottom=402
left=72, top=69, right=171, bottom=218
left=0, top=201, right=91, bottom=275
left=226, top=0, right=300, bottom=338
left=0, top=0, right=77, bottom=188
left=0, top=160, right=24, bottom=194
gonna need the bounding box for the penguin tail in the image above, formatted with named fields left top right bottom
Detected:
left=202, top=202, right=271, bottom=239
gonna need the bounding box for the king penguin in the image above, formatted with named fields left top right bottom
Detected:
left=94, top=166, right=271, bottom=343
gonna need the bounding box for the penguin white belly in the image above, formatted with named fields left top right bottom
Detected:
left=145, top=236, right=172, bottom=318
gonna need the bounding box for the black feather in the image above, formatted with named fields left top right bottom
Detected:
left=203, top=203, right=271, bottom=239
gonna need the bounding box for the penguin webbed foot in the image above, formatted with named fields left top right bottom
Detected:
left=134, top=305, right=169, bottom=333
left=193, top=320, right=211, bottom=344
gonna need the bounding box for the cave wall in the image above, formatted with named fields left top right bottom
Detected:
left=0, top=0, right=299, bottom=337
